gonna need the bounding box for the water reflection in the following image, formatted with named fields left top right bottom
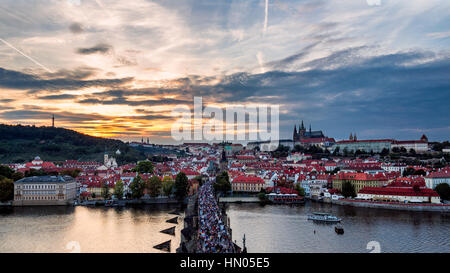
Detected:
left=0, top=205, right=183, bottom=253
left=227, top=201, right=450, bottom=253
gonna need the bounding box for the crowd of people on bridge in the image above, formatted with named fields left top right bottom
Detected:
left=197, top=180, right=234, bottom=253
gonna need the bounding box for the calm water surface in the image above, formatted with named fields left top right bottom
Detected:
left=1, top=202, right=449, bottom=253
left=227, top=201, right=450, bottom=253
left=0, top=205, right=183, bottom=253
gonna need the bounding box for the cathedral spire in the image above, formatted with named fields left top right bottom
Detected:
left=349, top=133, right=353, bottom=141
left=300, top=120, right=305, bottom=130
left=309, top=124, right=312, bottom=133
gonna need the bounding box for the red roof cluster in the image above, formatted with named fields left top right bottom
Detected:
left=232, top=175, right=264, bottom=184
left=359, top=187, right=439, bottom=197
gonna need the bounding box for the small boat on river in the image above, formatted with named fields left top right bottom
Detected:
left=335, top=225, right=344, bottom=234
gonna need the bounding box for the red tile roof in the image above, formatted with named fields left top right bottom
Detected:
left=232, top=175, right=264, bottom=184
left=359, top=186, right=439, bottom=197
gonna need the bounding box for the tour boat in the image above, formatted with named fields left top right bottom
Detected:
left=307, top=212, right=341, bottom=223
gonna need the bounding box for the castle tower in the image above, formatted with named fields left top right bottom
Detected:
left=293, top=125, right=298, bottom=141
left=104, top=153, right=109, bottom=166
left=299, top=120, right=306, bottom=137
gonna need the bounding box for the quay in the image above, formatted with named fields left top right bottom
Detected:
left=330, top=198, right=450, bottom=212
left=219, top=196, right=260, bottom=203
left=78, top=197, right=180, bottom=206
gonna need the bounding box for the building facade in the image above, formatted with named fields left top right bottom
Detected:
left=13, top=176, right=77, bottom=206
left=231, top=176, right=265, bottom=193
left=330, top=139, right=392, bottom=154
left=332, top=172, right=388, bottom=193
left=425, top=170, right=450, bottom=189
left=357, top=186, right=440, bottom=204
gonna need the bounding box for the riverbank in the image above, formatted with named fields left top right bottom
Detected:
left=0, top=201, right=12, bottom=207
left=80, top=197, right=180, bottom=206
left=226, top=202, right=450, bottom=253
left=330, top=198, right=450, bottom=212
left=218, top=196, right=260, bottom=203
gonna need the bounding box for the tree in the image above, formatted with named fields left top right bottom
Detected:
left=343, top=148, right=349, bottom=157
left=0, top=178, right=14, bottom=202
left=293, top=145, right=305, bottom=153
left=11, top=172, right=24, bottom=182
left=214, top=171, right=231, bottom=194
left=403, top=167, right=416, bottom=177
left=101, top=182, right=110, bottom=200
left=114, top=180, right=124, bottom=200
left=135, top=161, right=154, bottom=174
left=332, top=146, right=340, bottom=156
left=175, top=172, right=189, bottom=201
left=60, top=169, right=81, bottom=178
left=0, top=166, right=14, bottom=180
left=162, top=180, right=175, bottom=197
left=129, top=175, right=145, bottom=199
left=341, top=181, right=356, bottom=198
left=414, top=169, right=426, bottom=176
left=294, top=184, right=305, bottom=197
left=194, top=175, right=204, bottom=186
left=435, top=183, right=450, bottom=200
left=147, top=176, right=162, bottom=197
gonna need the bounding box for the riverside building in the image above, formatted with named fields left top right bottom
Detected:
left=13, top=176, right=77, bottom=206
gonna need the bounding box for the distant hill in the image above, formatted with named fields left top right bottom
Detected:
left=0, top=124, right=146, bottom=164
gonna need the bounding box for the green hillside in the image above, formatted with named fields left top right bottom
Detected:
left=0, top=124, right=146, bottom=164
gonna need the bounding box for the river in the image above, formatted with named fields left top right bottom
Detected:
left=1, top=202, right=449, bottom=253
left=227, top=201, right=450, bottom=253
left=0, top=205, right=183, bottom=253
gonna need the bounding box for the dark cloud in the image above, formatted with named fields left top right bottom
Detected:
left=42, top=67, right=99, bottom=80
left=0, top=67, right=133, bottom=91
left=0, top=110, right=106, bottom=123
left=77, top=97, right=190, bottom=107
left=38, top=94, right=78, bottom=100
left=76, top=43, right=112, bottom=55
left=69, top=23, right=84, bottom=34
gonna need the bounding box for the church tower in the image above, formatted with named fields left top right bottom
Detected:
left=52, top=115, right=55, bottom=128
left=293, top=125, right=298, bottom=141
left=349, top=133, right=353, bottom=141
left=299, top=120, right=306, bottom=137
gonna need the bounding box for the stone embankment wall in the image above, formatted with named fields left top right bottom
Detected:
left=332, top=199, right=450, bottom=212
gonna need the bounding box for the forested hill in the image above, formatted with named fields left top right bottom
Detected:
left=0, top=124, right=146, bottom=164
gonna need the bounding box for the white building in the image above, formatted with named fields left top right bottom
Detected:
left=357, top=186, right=440, bottom=204
left=381, top=163, right=407, bottom=175
left=13, top=176, right=77, bottom=206
left=425, top=170, right=450, bottom=189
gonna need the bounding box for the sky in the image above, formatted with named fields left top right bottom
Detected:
left=0, top=0, right=449, bottom=143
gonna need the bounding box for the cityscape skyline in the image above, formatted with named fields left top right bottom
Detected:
left=0, top=0, right=449, bottom=143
